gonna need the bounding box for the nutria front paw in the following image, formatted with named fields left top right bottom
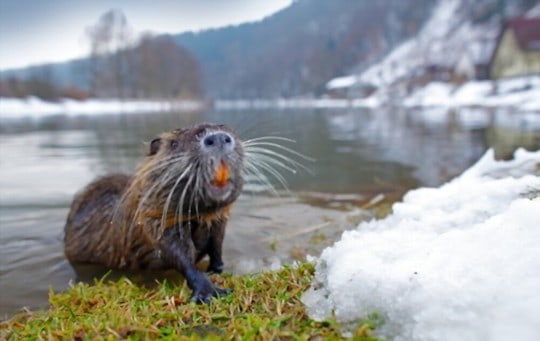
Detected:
left=191, top=285, right=231, bottom=304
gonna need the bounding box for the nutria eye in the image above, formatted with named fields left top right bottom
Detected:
left=170, top=140, right=179, bottom=149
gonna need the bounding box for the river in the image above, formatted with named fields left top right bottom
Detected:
left=0, top=106, right=538, bottom=317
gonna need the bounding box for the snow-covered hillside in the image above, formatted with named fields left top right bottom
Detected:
left=359, top=0, right=499, bottom=87
left=325, top=0, right=540, bottom=111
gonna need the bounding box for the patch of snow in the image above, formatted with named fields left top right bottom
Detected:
left=0, top=97, right=204, bottom=119
left=452, top=81, right=493, bottom=106
left=327, top=75, right=357, bottom=90
left=359, top=0, right=479, bottom=87
left=520, top=95, right=540, bottom=112
left=495, top=76, right=540, bottom=94
left=360, top=39, right=417, bottom=88
left=400, top=76, right=540, bottom=111
left=303, top=148, right=540, bottom=341
left=525, top=3, right=540, bottom=18
left=403, top=82, right=453, bottom=107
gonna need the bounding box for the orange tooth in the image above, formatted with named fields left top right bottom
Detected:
left=213, top=161, right=229, bottom=188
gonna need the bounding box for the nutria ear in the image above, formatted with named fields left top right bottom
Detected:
left=148, top=138, right=161, bottom=156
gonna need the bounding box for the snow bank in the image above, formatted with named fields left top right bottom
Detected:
left=0, top=97, right=204, bottom=119
left=401, top=77, right=540, bottom=111
left=303, top=149, right=540, bottom=341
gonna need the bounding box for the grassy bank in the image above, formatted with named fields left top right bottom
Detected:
left=0, top=263, right=381, bottom=340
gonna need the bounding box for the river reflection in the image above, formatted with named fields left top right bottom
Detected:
left=0, top=107, right=538, bottom=316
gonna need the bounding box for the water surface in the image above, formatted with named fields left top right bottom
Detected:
left=0, top=107, right=538, bottom=317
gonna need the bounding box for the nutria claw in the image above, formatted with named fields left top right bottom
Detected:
left=191, top=286, right=232, bottom=304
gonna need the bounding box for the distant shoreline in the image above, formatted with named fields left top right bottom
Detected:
left=1, top=77, right=539, bottom=118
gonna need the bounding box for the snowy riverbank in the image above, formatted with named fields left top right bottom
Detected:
left=2, top=76, right=539, bottom=119
left=323, top=75, right=540, bottom=112
left=213, top=75, right=540, bottom=111
left=402, top=77, right=540, bottom=111
left=302, top=148, right=540, bottom=341
left=0, top=97, right=204, bottom=119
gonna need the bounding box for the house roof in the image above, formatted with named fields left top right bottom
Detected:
left=508, top=18, right=540, bottom=51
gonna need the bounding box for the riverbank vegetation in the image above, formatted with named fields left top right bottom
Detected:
left=0, top=263, right=381, bottom=340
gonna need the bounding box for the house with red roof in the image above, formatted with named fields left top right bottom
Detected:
left=490, top=18, right=540, bottom=79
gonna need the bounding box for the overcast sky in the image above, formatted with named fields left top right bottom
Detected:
left=0, top=0, right=292, bottom=70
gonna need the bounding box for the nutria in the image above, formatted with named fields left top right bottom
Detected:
left=64, top=123, right=244, bottom=303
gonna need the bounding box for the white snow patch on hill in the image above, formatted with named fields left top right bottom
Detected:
left=359, top=0, right=498, bottom=87
left=327, top=75, right=357, bottom=90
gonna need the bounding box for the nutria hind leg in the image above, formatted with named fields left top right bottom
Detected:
left=206, top=220, right=227, bottom=274
left=160, top=226, right=231, bottom=304
left=207, top=256, right=224, bottom=274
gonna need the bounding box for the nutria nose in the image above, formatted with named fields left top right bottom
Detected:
left=202, top=132, right=234, bottom=151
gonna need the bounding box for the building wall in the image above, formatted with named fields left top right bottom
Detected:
left=491, top=29, right=540, bottom=79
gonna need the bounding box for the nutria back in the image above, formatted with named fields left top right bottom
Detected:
left=64, top=123, right=244, bottom=302
left=64, top=174, right=133, bottom=267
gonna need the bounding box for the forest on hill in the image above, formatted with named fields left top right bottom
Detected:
left=175, top=0, right=434, bottom=98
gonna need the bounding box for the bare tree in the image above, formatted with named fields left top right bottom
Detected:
left=85, top=9, right=135, bottom=98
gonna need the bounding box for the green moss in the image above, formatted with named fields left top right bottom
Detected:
left=0, top=263, right=382, bottom=340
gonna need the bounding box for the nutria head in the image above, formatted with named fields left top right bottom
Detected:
left=129, top=123, right=244, bottom=223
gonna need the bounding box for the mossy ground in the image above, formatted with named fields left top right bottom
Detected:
left=0, top=263, right=382, bottom=340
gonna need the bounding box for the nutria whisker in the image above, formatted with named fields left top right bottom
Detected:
left=243, top=140, right=313, bottom=178
left=241, top=137, right=312, bottom=194
left=243, top=137, right=313, bottom=160
left=188, top=162, right=203, bottom=221
left=244, top=142, right=313, bottom=163
left=161, top=165, right=194, bottom=233
left=242, top=136, right=297, bottom=144
left=243, top=161, right=280, bottom=195
left=118, top=155, right=180, bottom=201
left=124, top=156, right=192, bottom=229
left=244, top=147, right=302, bottom=174
left=245, top=155, right=292, bottom=192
